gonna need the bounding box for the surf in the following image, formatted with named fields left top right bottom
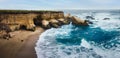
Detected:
left=35, top=10, right=120, bottom=58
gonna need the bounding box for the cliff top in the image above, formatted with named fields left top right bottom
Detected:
left=0, top=10, right=63, bottom=14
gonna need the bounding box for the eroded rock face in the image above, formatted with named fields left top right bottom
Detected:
left=0, top=11, right=89, bottom=31
left=0, top=10, right=90, bottom=39
left=41, top=20, right=50, bottom=29
left=0, top=14, right=37, bottom=31
left=49, top=19, right=59, bottom=28
left=58, top=18, right=70, bottom=24
left=0, top=11, right=65, bottom=30
left=71, top=16, right=88, bottom=26
left=33, top=12, right=69, bottom=29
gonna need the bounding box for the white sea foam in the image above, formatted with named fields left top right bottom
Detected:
left=35, top=27, right=120, bottom=58
left=81, top=39, right=91, bottom=49
left=35, top=11, right=120, bottom=58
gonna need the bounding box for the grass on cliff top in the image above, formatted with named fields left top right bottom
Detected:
left=0, top=10, right=63, bottom=14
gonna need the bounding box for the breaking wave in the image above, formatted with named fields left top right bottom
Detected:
left=35, top=10, right=120, bottom=58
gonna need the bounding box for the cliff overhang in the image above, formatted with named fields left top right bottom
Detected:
left=0, top=10, right=89, bottom=39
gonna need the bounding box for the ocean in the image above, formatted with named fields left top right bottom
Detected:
left=35, top=10, right=120, bottom=58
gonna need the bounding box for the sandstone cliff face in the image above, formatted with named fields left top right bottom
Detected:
left=40, top=12, right=64, bottom=20
left=0, top=14, right=37, bottom=31
left=0, top=10, right=89, bottom=39
left=0, top=10, right=66, bottom=39
left=0, top=11, right=65, bottom=31
left=33, top=12, right=67, bottom=29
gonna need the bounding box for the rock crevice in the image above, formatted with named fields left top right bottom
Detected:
left=0, top=10, right=89, bottom=39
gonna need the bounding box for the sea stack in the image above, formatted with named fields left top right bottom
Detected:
left=65, top=13, right=89, bottom=26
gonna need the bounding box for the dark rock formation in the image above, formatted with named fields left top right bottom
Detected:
left=0, top=23, right=11, bottom=39
left=0, top=10, right=65, bottom=30
left=0, top=10, right=90, bottom=39
left=70, top=16, right=89, bottom=26
left=103, top=18, right=110, bottom=20
left=0, top=10, right=66, bottom=39
left=86, top=16, right=95, bottom=20
left=64, top=14, right=89, bottom=26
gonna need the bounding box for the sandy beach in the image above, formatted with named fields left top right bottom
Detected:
left=0, top=27, right=44, bottom=58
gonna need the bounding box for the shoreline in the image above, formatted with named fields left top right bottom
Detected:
left=0, top=27, right=44, bottom=58
left=0, top=10, right=89, bottom=58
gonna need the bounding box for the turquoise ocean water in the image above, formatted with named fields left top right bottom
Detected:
left=35, top=10, right=120, bottom=58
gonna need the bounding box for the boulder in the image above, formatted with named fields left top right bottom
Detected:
left=0, top=30, right=10, bottom=39
left=58, top=18, right=70, bottom=25
left=85, top=20, right=93, bottom=24
left=64, top=13, right=71, bottom=19
left=26, top=22, right=36, bottom=31
left=49, top=19, right=60, bottom=28
left=49, top=23, right=59, bottom=28
left=49, top=19, right=59, bottom=23
left=71, top=16, right=88, bottom=26
left=0, top=23, right=11, bottom=39
left=85, top=16, right=95, bottom=19
left=0, top=23, right=11, bottom=33
left=103, top=18, right=110, bottom=20
left=41, top=20, right=50, bottom=29
left=57, top=18, right=65, bottom=25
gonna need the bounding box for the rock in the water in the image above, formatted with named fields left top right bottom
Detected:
left=103, top=18, right=110, bottom=20
left=71, top=16, right=88, bottom=26
left=86, top=16, right=95, bottom=19
left=49, top=22, right=59, bottom=28
left=85, top=20, right=93, bottom=24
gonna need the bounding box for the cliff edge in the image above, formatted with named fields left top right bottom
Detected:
left=0, top=10, right=89, bottom=39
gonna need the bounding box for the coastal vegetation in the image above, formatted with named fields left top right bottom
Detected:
left=0, top=10, right=63, bottom=14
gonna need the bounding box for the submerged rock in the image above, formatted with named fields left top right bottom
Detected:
left=85, top=20, right=93, bottom=24
left=86, top=16, right=95, bottom=20
left=103, top=18, right=110, bottom=20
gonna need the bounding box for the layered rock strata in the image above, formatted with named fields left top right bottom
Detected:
left=0, top=10, right=89, bottom=39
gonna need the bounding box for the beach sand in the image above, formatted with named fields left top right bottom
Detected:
left=0, top=27, right=44, bottom=58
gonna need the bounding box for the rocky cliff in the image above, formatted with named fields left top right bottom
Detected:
left=0, top=10, right=65, bottom=31
left=0, top=10, right=70, bottom=39
left=0, top=10, right=89, bottom=39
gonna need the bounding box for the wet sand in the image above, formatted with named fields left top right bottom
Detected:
left=0, top=27, right=44, bottom=58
